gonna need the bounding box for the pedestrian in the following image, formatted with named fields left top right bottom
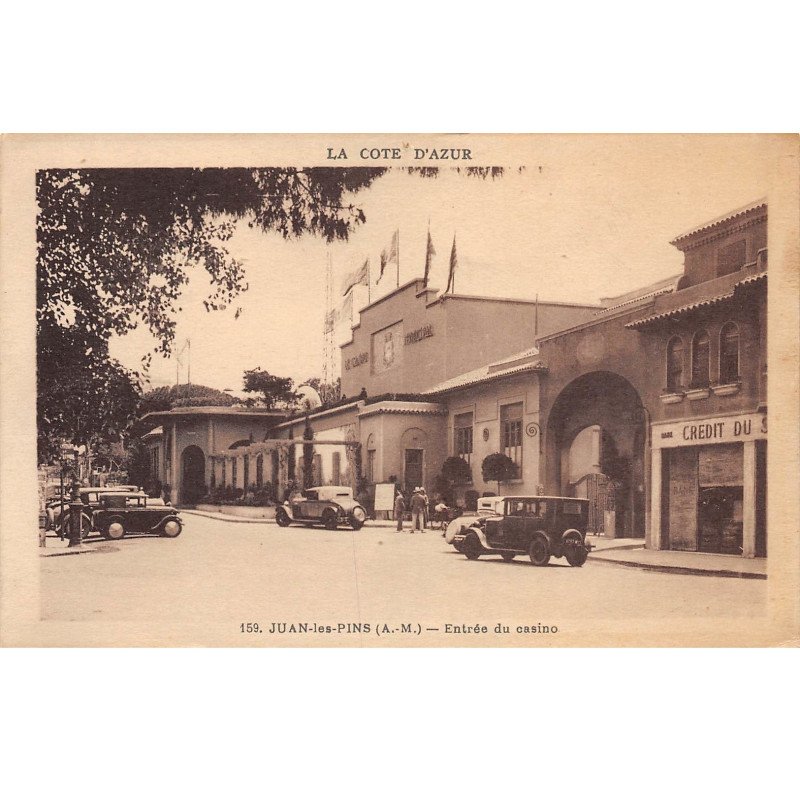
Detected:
left=394, top=489, right=406, bottom=532
left=420, top=487, right=430, bottom=529
left=410, top=487, right=426, bottom=533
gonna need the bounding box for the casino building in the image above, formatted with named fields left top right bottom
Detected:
left=140, top=201, right=768, bottom=558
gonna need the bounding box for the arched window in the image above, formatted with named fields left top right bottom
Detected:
left=691, top=330, right=710, bottom=387
left=719, top=322, right=740, bottom=384
left=666, top=336, right=684, bottom=391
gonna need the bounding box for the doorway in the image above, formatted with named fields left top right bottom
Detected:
left=698, top=486, right=743, bottom=555
left=181, top=445, right=206, bottom=504
left=404, top=449, right=423, bottom=494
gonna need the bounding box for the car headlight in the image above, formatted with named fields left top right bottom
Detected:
left=352, top=507, right=366, bottom=522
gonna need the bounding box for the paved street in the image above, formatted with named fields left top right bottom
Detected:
left=41, top=514, right=768, bottom=641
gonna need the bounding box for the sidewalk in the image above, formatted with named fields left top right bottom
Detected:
left=38, top=529, right=118, bottom=557
left=586, top=537, right=766, bottom=579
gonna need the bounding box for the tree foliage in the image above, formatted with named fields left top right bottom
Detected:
left=36, top=167, right=385, bottom=460
left=441, top=455, right=473, bottom=484
left=242, top=368, right=298, bottom=409
left=481, top=452, right=518, bottom=485
left=302, top=376, right=342, bottom=406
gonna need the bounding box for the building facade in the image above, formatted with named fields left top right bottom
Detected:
left=138, top=201, right=768, bottom=559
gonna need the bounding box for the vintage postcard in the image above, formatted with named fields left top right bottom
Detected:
left=1, top=133, right=798, bottom=647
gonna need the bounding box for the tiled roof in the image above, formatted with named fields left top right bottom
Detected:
left=423, top=348, right=547, bottom=395
left=626, top=270, right=766, bottom=329
left=670, top=199, right=767, bottom=247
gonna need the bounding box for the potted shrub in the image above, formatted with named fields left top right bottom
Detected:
left=481, top=452, right=518, bottom=494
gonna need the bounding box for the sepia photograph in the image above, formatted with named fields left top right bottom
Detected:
left=1, top=133, right=798, bottom=647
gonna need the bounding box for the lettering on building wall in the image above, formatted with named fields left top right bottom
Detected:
left=404, top=324, right=434, bottom=346
left=345, top=352, right=368, bottom=371
left=654, top=413, right=767, bottom=449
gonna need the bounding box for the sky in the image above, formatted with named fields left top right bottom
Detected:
left=108, top=135, right=778, bottom=395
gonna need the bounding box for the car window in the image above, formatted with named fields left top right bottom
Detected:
left=561, top=501, right=583, bottom=515
left=304, top=491, right=318, bottom=501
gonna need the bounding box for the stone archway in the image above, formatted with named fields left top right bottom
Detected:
left=546, top=371, right=647, bottom=538
left=181, top=445, right=206, bottom=504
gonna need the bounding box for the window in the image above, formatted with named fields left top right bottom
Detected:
left=332, top=452, right=341, bottom=484
left=719, top=323, right=740, bottom=384
left=221, top=459, right=227, bottom=487
left=366, top=450, right=376, bottom=484
left=717, top=240, right=746, bottom=277
left=691, top=330, right=710, bottom=387
left=243, top=455, right=250, bottom=490
left=150, top=448, right=159, bottom=480
left=501, top=402, right=523, bottom=477
left=666, top=336, right=684, bottom=391
left=232, top=457, right=238, bottom=488
left=454, top=412, right=474, bottom=464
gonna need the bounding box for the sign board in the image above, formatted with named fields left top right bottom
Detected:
left=374, top=482, right=396, bottom=512
left=652, top=412, right=767, bottom=449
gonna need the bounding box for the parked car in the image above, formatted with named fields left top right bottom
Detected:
left=48, top=485, right=139, bottom=536
left=459, top=496, right=592, bottom=566
left=444, top=495, right=506, bottom=552
left=91, top=491, right=183, bottom=540
left=276, top=485, right=367, bottom=531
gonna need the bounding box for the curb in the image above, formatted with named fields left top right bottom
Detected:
left=40, top=544, right=120, bottom=558
left=587, top=554, right=767, bottom=580
left=181, top=509, right=272, bottom=525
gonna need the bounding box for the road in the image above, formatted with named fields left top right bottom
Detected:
left=41, top=514, right=768, bottom=643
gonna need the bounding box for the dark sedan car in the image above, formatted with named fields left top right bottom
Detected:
left=91, top=492, right=183, bottom=540
left=460, top=496, right=592, bottom=566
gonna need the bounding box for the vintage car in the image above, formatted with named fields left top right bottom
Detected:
left=460, top=496, right=592, bottom=566
left=48, top=485, right=139, bottom=535
left=444, top=496, right=506, bottom=552
left=89, top=492, right=183, bottom=540
left=275, top=485, right=367, bottom=531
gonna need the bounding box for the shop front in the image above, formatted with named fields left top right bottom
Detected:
left=649, top=411, right=767, bottom=557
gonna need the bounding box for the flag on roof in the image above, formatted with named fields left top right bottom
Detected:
left=341, top=258, right=370, bottom=296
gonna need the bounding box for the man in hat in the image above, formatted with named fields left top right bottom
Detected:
left=393, top=488, right=406, bottom=532
left=410, top=487, right=427, bottom=533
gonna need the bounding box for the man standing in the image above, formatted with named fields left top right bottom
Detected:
left=394, top=489, right=406, bottom=532
left=410, top=487, right=426, bottom=533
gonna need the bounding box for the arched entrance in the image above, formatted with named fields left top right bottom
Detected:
left=181, top=445, right=206, bottom=504
left=546, top=371, right=647, bottom=538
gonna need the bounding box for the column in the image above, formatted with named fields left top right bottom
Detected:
left=742, top=440, right=756, bottom=558
left=648, top=449, right=662, bottom=551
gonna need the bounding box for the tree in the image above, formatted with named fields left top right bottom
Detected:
left=302, top=376, right=342, bottom=406
left=37, top=167, right=387, bottom=460
left=242, top=368, right=298, bottom=409
left=481, top=452, right=518, bottom=494
left=37, top=344, right=142, bottom=463
left=302, top=415, right=314, bottom=490
left=440, top=455, right=472, bottom=484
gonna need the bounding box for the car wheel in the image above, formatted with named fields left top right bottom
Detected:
left=528, top=534, right=550, bottom=566
left=350, top=506, right=366, bottom=531
left=563, top=534, right=588, bottom=567
left=501, top=552, right=516, bottom=562
left=275, top=507, right=291, bottom=527
left=106, top=519, right=126, bottom=540
left=463, top=531, right=482, bottom=560
left=161, top=519, right=182, bottom=538
left=322, top=508, right=339, bottom=530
